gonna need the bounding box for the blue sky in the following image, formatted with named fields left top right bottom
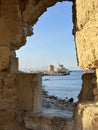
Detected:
left=16, top=2, right=79, bottom=71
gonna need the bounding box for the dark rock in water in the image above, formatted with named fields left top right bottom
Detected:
left=49, top=95, right=57, bottom=100
left=68, top=97, right=74, bottom=103
left=42, top=89, right=75, bottom=111
left=42, top=89, right=48, bottom=95
left=44, top=79, right=50, bottom=81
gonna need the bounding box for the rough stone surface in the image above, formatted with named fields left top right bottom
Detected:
left=16, top=73, right=42, bottom=111
left=0, top=0, right=71, bottom=50
left=0, top=111, right=16, bottom=126
left=78, top=73, right=96, bottom=102
left=10, top=51, right=18, bottom=73
left=0, top=73, right=17, bottom=111
left=95, top=69, right=98, bottom=85
left=74, top=103, right=98, bottom=130
left=0, top=46, right=10, bottom=71
left=0, top=0, right=98, bottom=130
left=0, top=73, right=42, bottom=129
left=93, top=69, right=98, bottom=100
left=0, top=0, right=98, bottom=70
left=24, top=109, right=74, bottom=130
left=74, top=0, right=98, bottom=70
left=0, top=1, right=26, bottom=49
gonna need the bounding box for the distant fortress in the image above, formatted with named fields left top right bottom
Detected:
left=43, top=64, right=70, bottom=76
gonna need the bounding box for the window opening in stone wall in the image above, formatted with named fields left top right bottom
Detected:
left=16, top=2, right=82, bottom=115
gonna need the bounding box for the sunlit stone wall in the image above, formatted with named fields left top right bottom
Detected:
left=0, top=0, right=98, bottom=130
left=73, top=1, right=98, bottom=130
left=74, top=0, right=98, bottom=70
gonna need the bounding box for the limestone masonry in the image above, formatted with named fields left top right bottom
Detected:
left=0, top=0, right=98, bottom=130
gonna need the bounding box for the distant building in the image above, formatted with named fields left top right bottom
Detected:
left=55, top=64, right=65, bottom=72
left=46, top=64, right=69, bottom=76
left=48, top=65, right=54, bottom=72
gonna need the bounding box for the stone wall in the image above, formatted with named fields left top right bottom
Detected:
left=73, top=0, right=98, bottom=129
left=78, top=73, right=96, bottom=102
left=74, top=0, right=98, bottom=70
left=0, top=72, right=42, bottom=129
left=0, top=0, right=98, bottom=130
left=74, top=103, right=98, bottom=130
left=24, top=110, right=74, bottom=130
left=16, top=73, right=42, bottom=112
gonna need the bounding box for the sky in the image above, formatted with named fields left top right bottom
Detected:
left=16, top=1, right=79, bottom=71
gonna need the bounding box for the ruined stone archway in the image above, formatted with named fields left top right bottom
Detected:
left=17, top=1, right=77, bottom=71
left=0, top=0, right=98, bottom=130
left=0, top=0, right=98, bottom=71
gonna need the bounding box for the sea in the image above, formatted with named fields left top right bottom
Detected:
left=42, top=70, right=83, bottom=102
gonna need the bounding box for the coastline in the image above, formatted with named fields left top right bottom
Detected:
left=42, top=89, right=76, bottom=111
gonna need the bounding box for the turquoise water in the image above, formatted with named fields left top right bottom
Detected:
left=42, top=70, right=83, bottom=102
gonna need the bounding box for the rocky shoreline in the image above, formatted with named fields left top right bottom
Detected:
left=42, top=89, right=76, bottom=111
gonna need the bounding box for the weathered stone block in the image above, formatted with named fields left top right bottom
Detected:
left=0, top=46, right=10, bottom=71
left=0, top=73, right=16, bottom=89
left=0, top=111, right=15, bottom=126
left=96, top=69, right=98, bottom=85
left=2, top=89, right=16, bottom=100
left=0, top=73, right=17, bottom=110
left=0, top=111, right=27, bottom=130
left=74, top=0, right=98, bottom=70
left=0, top=111, right=25, bottom=130
left=93, top=88, right=98, bottom=95
left=24, top=109, right=74, bottom=130
left=10, top=57, right=18, bottom=73
left=0, top=18, right=13, bottom=46
left=75, top=103, right=98, bottom=130
left=0, top=5, right=26, bottom=49
left=78, top=73, right=95, bottom=102
left=16, top=73, right=42, bottom=111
